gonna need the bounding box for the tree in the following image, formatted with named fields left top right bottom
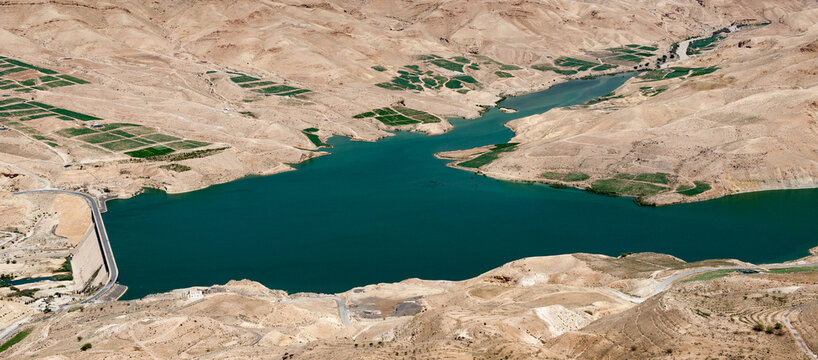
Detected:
left=81, top=343, right=92, bottom=351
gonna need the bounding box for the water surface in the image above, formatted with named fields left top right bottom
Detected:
left=104, top=74, right=818, bottom=299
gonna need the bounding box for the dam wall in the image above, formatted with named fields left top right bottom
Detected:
left=70, top=224, right=107, bottom=292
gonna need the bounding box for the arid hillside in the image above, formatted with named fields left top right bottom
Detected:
left=0, top=0, right=812, bottom=200
left=3, top=250, right=818, bottom=359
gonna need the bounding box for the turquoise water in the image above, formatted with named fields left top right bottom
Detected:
left=104, top=74, right=818, bottom=300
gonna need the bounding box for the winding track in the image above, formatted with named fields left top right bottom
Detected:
left=609, top=262, right=818, bottom=359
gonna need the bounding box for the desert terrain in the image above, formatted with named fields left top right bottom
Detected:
left=2, top=0, right=818, bottom=358
left=2, top=249, right=818, bottom=359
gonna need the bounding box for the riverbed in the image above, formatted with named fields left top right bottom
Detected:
left=104, top=74, right=818, bottom=299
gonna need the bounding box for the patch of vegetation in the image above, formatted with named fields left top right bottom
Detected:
left=56, top=128, right=97, bottom=137
left=458, top=143, right=518, bottom=168
left=0, top=328, right=32, bottom=353
left=640, top=86, right=668, bottom=97
left=229, top=75, right=260, bottom=83
left=165, top=140, right=210, bottom=150
left=372, top=65, right=387, bottom=72
left=531, top=65, right=577, bottom=75
left=682, top=269, right=734, bottom=282
left=592, top=64, right=618, bottom=71
left=109, top=130, right=135, bottom=138
left=494, top=71, right=514, bottom=78
left=615, top=172, right=670, bottom=184
left=688, top=34, right=725, bottom=55
left=100, top=139, right=146, bottom=151
left=78, top=132, right=122, bottom=144
left=554, top=57, right=597, bottom=71
left=125, top=145, right=175, bottom=158
left=254, top=85, right=298, bottom=94
left=616, top=54, right=643, bottom=63
left=302, top=130, right=329, bottom=148
left=7, top=288, right=38, bottom=298
left=584, top=92, right=623, bottom=105
left=430, top=59, right=464, bottom=72
left=677, top=181, right=711, bottom=196
left=81, top=343, right=92, bottom=351
left=471, top=55, right=521, bottom=70
left=542, top=172, right=590, bottom=182
left=589, top=178, right=666, bottom=197
left=445, top=79, right=463, bottom=89
left=142, top=133, right=181, bottom=142
left=159, top=164, right=191, bottom=172
left=148, top=147, right=227, bottom=162
left=764, top=267, right=818, bottom=274
left=49, top=108, right=100, bottom=121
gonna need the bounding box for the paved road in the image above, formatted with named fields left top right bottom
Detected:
left=13, top=189, right=119, bottom=303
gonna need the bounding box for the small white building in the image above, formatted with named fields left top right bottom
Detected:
left=187, top=290, right=203, bottom=300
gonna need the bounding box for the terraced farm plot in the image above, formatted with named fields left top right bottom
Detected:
left=301, top=130, right=329, bottom=148
left=56, top=127, right=97, bottom=137
left=0, top=98, right=99, bottom=123
left=165, top=140, right=210, bottom=150
left=79, top=132, right=122, bottom=144
left=615, top=172, right=670, bottom=184
left=458, top=143, right=518, bottom=168
left=377, top=54, right=522, bottom=92
left=354, top=106, right=440, bottom=126
left=542, top=172, right=590, bottom=182
left=142, top=133, right=181, bottom=142
left=0, top=56, right=90, bottom=93
left=125, top=145, right=175, bottom=158
left=589, top=178, right=667, bottom=197
left=639, top=67, right=719, bottom=81
left=211, top=70, right=311, bottom=97
left=688, top=33, right=726, bottom=55
left=100, top=139, right=145, bottom=151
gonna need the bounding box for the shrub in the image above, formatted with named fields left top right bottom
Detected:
left=752, top=323, right=764, bottom=332
left=81, top=343, right=92, bottom=351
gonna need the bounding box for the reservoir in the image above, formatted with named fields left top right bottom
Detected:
left=104, top=73, right=818, bottom=299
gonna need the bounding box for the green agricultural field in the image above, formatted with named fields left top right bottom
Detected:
left=0, top=328, right=32, bottom=353
left=677, top=181, right=711, bottom=196
left=56, top=127, right=97, bottom=137
left=101, top=139, right=146, bottom=151
left=531, top=65, right=578, bottom=75
left=302, top=131, right=328, bottom=147
left=554, top=57, right=597, bottom=71
left=375, top=114, right=418, bottom=126
left=102, top=123, right=140, bottom=130
left=78, top=132, right=122, bottom=144
left=682, top=269, right=734, bottom=282
left=165, top=140, right=210, bottom=150
left=159, top=164, right=191, bottom=172
left=142, top=133, right=181, bottom=142
left=125, top=145, right=175, bottom=158
left=230, top=75, right=260, bottom=83
left=615, top=172, right=670, bottom=184
left=688, top=34, right=725, bottom=55
left=430, top=59, right=464, bottom=72
left=616, top=54, right=643, bottom=63
left=372, top=65, right=387, bottom=72
left=494, top=71, right=514, bottom=78
left=254, top=85, right=298, bottom=94
left=58, top=75, right=90, bottom=84
left=49, top=108, right=101, bottom=121
left=0, top=98, right=24, bottom=106
left=4, top=59, right=57, bottom=74
left=765, top=267, right=818, bottom=274
left=458, top=143, right=518, bottom=168
left=542, top=172, right=590, bottom=182
left=109, top=130, right=135, bottom=138
left=445, top=79, right=463, bottom=89
left=277, top=89, right=311, bottom=96
left=238, top=81, right=276, bottom=88
left=589, top=178, right=666, bottom=197
left=120, top=126, right=156, bottom=136
left=453, top=75, right=478, bottom=84
left=592, top=64, right=618, bottom=71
